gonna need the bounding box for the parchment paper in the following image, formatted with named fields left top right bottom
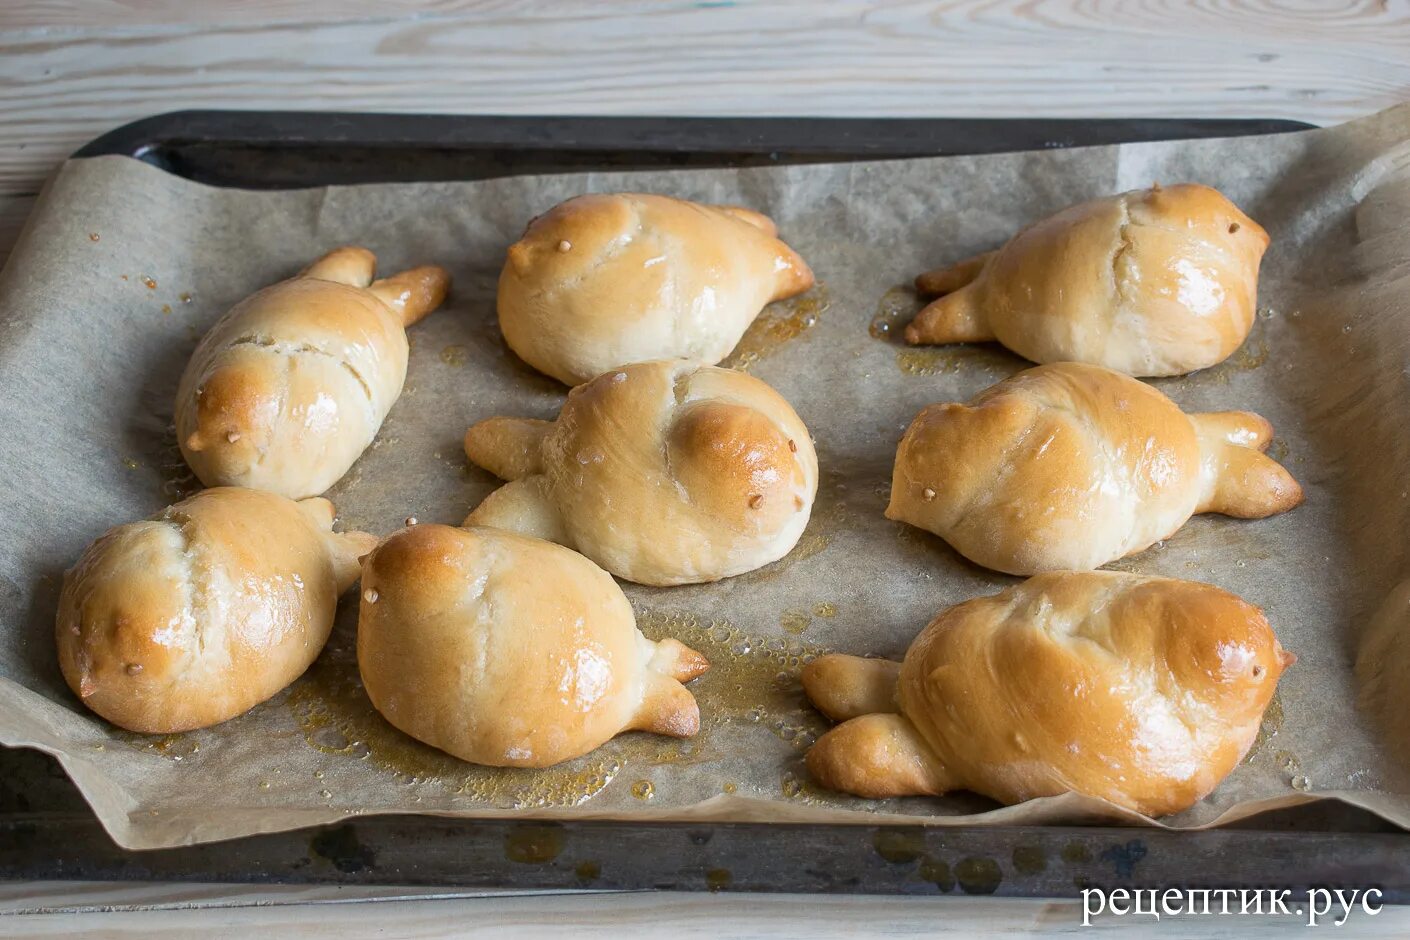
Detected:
left=4, top=107, right=1410, bottom=850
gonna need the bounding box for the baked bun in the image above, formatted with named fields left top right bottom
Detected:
left=803, top=571, right=1293, bottom=816
left=886, top=361, right=1301, bottom=574
left=463, top=359, right=818, bottom=586
left=907, top=184, right=1268, bottom=376
left=357, top=524, right=709, bottom=768
left=176, top=246, right=450, bottom=499
left=497, top=193, right=814, bottom=385
left=56, top=487, right=375, bottom=733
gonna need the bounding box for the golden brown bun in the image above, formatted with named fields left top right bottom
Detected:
left=803, top=571, right=1293, bottom=816
left=463, top=359, right=818, bottom=586
left=56, top=487, right=376, bottom=733
left=908, top=184, right=1268, bottom=376
left=176, top=247, right=450, bottom=499
left=886, top=362, right=1301, bottom=574
left=357, top=524, right=709, bottom=767
left=497, top=194, right=815, bottom=385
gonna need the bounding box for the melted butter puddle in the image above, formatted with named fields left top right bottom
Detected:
left=869, top=285, right=920, bottom=343
left=634, top=610, right=833, bottom=754
left=722, top=284, right=830, bottom=372
left=895, top=346, right=1017, bottom=377
left=781, top=600, right=839, bottom=635
left=781, top=609, right=812, bottom=635
left=868, top=283, right=1020, bottom=377
left=504, top=825, right=564, bottom=863
left=1228, top=335, right=1270, bottom=372
left=118, top=731, right=200, bottom=761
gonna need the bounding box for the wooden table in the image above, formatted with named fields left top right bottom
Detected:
left=2, top=2, right=1409, bottom=935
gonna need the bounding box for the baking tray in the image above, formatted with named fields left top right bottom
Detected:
left=10, top=109, right=1407, bottom=902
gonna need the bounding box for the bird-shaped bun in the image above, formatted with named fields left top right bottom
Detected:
left=463, top=359, right=818, bottom=586
left=497, top=193, right=815, bottom=385
left=176, top=246, right=450, bottom=499
left=56, top=487, right=376, bottom=733
left=803, top=571, right=1294, bottom=816
left=887, top=362, right=1301, bottom=574
left=357, top=523, right=708, bottom=768
left=907, top=184, right=1268, bottom=376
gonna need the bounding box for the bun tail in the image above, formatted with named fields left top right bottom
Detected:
left=805, top=713, right=952, bottom=798
left=650, top=637, right=710, bottom=683
left=629, top=673, right=701, bottom=738
left=464, top=476, right=570, bottom=546
left=914, top=250, right=994, bottom=295
left=905, top=282, right=995, bottom=345
left=302, top=246, right=377, bottom=287
left=769, top=240, right=816, bottom=302
left=295, top=496, right=337, bottom=530
left=1197, top=441, right=1303, bottom=518
left=801, top=654, right=901, bottom=721
left=297, top=497, right=376, bottom=591
left=464, top=416, right=552, bottom=481
left=715, top=205, right=779, bottom=236
left=370, top=265, right=452, bottom=327
left=1191, top=411, right=1274, bottom=450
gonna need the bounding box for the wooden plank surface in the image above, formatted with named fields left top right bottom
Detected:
left=0, top=880, right=603, bottom=915
left=3, top=889, right=1408, bottom=938
left=1, top=893, right=1056, bottom=937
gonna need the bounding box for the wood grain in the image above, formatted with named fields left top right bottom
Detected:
left=0, top=0, right=539, bottom=28
left=2, top=889, right=1408, bottom=937
left=0, top=880, right=589, bottom=915
left=2, top=893, right=1020, bottom=938
left=1, top=1, right=1408, bottom=214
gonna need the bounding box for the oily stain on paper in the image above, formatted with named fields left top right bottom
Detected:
left=721, top=285, right=830, bottom=373
left=869, top=284, right=1022, bottom=378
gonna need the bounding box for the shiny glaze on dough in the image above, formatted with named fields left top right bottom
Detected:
left=497, top=194, right=814, bottom=385
left=176, top=246, right=449, bottom=499
left=803, top=571, right=1294, bottom=816
left=886, top=362, right=1302, bottom=574
left=357, top=524, right=708, bottom=768
left=908, top=184, right=1268, bottom=376
left=463, top=359, right=818, bottom=586
left=56, top=487, right=375, bottom=733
